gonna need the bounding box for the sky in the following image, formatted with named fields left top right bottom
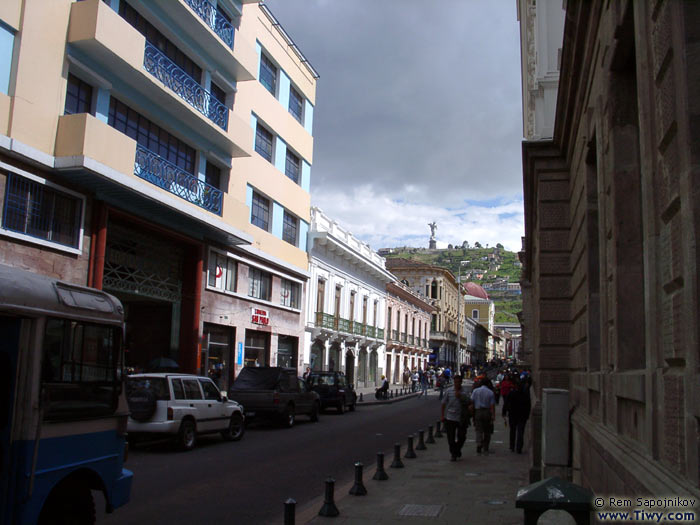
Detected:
left=263, top=0, right=525, bottom=252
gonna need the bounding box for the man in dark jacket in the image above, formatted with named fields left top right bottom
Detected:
left=503, top=378, right=531, bottom=454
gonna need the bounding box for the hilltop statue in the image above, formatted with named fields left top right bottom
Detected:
left=428, top=222, right=437, bottom=250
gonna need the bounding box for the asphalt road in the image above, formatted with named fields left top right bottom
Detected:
left=99, top=394, right=442, bottom=524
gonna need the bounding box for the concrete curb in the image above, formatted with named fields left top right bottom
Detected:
left=355, top=392, right=423, bottom=406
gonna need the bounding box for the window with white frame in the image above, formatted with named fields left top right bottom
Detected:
left=207, top=250, right=236, bottom=292
left=2, top=171, right=83, bottom=249
left=248, top=267, right=271, bottom=301
left=280, top=278, right=300, bottom=309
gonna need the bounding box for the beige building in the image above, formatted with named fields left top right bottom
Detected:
left=385, top=280, right=434, bottom=384
left=385, top=258, right=464, bottom=370
left=0, top=0, right=316, bottom=391
left=520, top=0, right=699, bottom=501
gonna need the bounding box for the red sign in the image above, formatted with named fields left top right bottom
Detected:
left=251, top=307, right=270, bottom=326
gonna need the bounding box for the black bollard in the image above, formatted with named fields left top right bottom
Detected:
left=405, top=435, right=417, bottom=458
left=349, top=462, right=367, bottom=496
left=416, top=429, right=427, bottom=450
left=284, top=498, right=296, bottom=525
left=373, top=452, right=389, bottom=480
left=426, top=425, right=436, bottom=444
left=359, top=392, right=363, bottom=402
left=435, top=420, right=444, bottom=438
left=390, top=443, right=404, bottom=468
left=390, top=389, right=394, bottom=399
left=318, top=477, right=340, bottom=517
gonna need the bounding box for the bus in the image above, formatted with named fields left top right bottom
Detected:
left=0, top=264, right=132, bottom=524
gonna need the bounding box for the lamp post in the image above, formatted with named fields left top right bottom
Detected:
left=457, top=260, right=469, bottom=371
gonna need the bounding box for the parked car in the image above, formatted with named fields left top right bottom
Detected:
left=306, top=371, right=357, bottom=413
left=126, top=373, right=245, bottom=451
left=229, top=367, right=320, bottom=427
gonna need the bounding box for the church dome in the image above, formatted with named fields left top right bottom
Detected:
left=464, top=282, right=489, bottom=299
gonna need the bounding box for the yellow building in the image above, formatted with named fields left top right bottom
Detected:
left=0, top=0, right=316, bottom=388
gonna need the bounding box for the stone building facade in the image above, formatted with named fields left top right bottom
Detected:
left=521, top=0, right=699, bottom=499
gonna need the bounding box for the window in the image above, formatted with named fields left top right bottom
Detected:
left=282, top=211, right=298, bottom=246
left=182, top=378, right=203, bottom=400
left=316, top=279, right=325, bottom=314
left=119, top=1, right=202, bottom=82
left=207, top=250, right=236, bottom=292
left=41, top=318, right=121, bottom=420
left=171, top=378, right=185, bottom=400
left=108, top=98, right=196, bottom=174
left=210, top=81, right=226, bottom=105
left=2, top=172, right=83, bottom=249
left=259, top=53, right=277, bottom=95
left=289, top=86, right=303, bottom=122
left=472, top=309, right=479, bottom=319
left=0, top=23, right=15, bottom=96
left=280, top=278, right=300, bottom=309
left=205, top=161, right=221, bottom=190
left=251, top=192, right=270, bottom=231
left=64, top=74, right=93, bottom=115
left=255, top=123, right=273, bottom=162
left=285, top=149, right=301, bottom=184
left=248, top=267, right=271, bottom=301
left=199, top=378, right=221, bottom=400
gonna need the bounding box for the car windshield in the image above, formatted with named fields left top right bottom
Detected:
left=308, top=375, right=335, bottom=386
left=126, top=377, right=170, bottom=400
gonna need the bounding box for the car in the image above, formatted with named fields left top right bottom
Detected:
left=306, top=371, right=357, bottom=413
left=126, top=373, right=245, bottom=451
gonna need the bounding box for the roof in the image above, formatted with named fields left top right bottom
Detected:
left=464, top=282, right=489, bottom=299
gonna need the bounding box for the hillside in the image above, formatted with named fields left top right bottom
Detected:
left=383, top=244, right=522, bottom=323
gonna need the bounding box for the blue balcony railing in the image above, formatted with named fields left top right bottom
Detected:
left=143, top=42, right=229, bottom=131
left=134, top=145, right=223, bottom=215
left=184, top=0, right=234, bottom=49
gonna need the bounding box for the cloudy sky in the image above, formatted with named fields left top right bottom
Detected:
left=264, top=0, right=525, bottom=252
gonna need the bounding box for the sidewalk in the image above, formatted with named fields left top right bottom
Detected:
left=353, top=384, right=425, bottom=406
left=297, top=416, right=539, bottom=524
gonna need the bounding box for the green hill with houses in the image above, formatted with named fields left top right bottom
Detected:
left=382, top=243, right=523, bottom=323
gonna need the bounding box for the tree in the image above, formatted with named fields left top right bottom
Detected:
left=496, top=243, right=504, bottom=250
left=474, top=241, right=482, bottom=248
left=462, top=240, right=469, bottom=249
left=448, top=243, right=453, bottom=250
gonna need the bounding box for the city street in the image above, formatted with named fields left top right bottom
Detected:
left=100, top=395, right=440, bottom=524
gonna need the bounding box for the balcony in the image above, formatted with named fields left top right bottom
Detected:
left=408, top=334, right=414, bottom=346
left=391, top=329, right=399, bottom=342
left=351, top=321, right=364, bottom=337
left=66, top=0, right=252, bottom=158
left=144, top=42, right=228, bottom=131
left=134, top=145, right=222, bottom=215
left=400, top=332, right=407, bottom=344
left=184, top=0, right=234, bottom=48
left=315, top=312, right=350, bottom=333
left=366, top=326, right=376, bottom=339
left=377, top=328, right=385, bottom=340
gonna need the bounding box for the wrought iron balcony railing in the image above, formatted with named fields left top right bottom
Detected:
left=184, top=0, right=234, bottom=48
left=366, top=326, right=376, bottom=338
left=351, top=321, right=364, bottom=336
left=144, top=42, right=229, bottom=131
left=391, top=329, right=399, bottom=342
left=408, top=334, right=414, bottom=345
left=134, top=145, right=222, bottom=215
left=315, top=312, right=351, bottom=333
left=400, top=332, right=407, bottom=344
left=377, top=328, right=385, bottom=340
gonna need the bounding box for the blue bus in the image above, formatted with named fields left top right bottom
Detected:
left=0, top=264, right=132, bottom=524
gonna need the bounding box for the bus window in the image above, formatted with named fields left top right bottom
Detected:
left=41, top=318, right=122, bottom=420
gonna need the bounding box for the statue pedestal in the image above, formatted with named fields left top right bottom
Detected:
left=429, top=239, right=436, bottom=249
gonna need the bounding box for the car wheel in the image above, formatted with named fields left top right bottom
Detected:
left=337, top=400, right=345, bottom=414
left=221, top=413, right=245, bottom=441
left=283, top=404, right=295, bottom=428
left=178, top=420, right=197, bottom=451
left=38, top=480, right=95, bottom=525
left=310, top=402, right=320, bottom=422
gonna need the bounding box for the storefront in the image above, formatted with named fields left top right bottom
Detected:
left=244, top=330, right=270, bottom=367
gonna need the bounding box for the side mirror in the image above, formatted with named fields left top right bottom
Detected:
left=220, top=393, right=228, bottom=402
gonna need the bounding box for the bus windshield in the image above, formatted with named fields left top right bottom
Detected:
left=41, top=318, right=123, bottom=420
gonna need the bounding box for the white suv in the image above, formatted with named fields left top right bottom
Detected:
left=126, top=373, right=245, bottom=451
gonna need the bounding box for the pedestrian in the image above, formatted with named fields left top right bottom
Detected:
left=503, top=377, right=531, bottom=453
left=303, top=366, right=312, bottom=381
left=419, top=369, right=428, bottom=397
left=471, top=376, right=496, bottom=455
left=411, top=370, right=419, bottom=392
left=440, top=375, right=473, bottom=461
left=498, top=373, right=516, bottom=417
left=375, top=375, right=389, bottom=400
left=437, top=373, right=445, bottom=400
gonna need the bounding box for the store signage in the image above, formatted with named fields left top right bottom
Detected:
left=251, top=307, right=270, bottom=326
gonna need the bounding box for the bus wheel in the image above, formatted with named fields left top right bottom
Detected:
left=38, top=480, right=95, bottom=525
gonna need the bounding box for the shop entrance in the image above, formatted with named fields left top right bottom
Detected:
left=203, top=324, right=234, bottom=392
left=244, top=330, right=269, bottom=367
left=277, top=335, right=298, bottom=369
left=103, top=223, right=184, bottom=372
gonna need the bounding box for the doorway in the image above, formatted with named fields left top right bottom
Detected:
left=345, top=350, right=355, bottom=385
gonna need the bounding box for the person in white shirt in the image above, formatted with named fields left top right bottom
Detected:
left=440, top=375, right=473, bottom=461
left=471, top=377, right=496, bottom=455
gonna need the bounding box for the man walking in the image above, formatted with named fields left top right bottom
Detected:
left=471, top=377, right=495, bottom=455
left=440, top=375, right=473, bottom=461
left=503, top=377, right=531, bottom=453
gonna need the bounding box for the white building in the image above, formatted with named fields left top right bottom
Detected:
left=304, top=207, right=394, bottom=387
left=518, top=0, right=565, bottom=140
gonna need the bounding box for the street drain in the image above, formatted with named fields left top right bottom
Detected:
left=398, top=504, right=443, bottom=517
left=464, top=472, right=482, bottom=477
left=486, top=500, right=508, bottom=505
